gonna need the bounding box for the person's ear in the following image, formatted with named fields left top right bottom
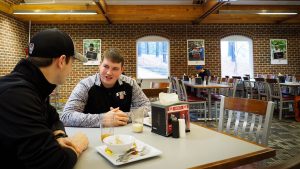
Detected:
left=121, top=66, right=125, bottom=72
left=57, top=55, right=66, bottom=69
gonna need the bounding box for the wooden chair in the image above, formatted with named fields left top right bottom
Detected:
left=150, top=81, right=170, bottom=89
left=142, top=88, right=168, bottom=101
left=169, top=76, right=180, bottom=94
left=218, top=96, right=274, bottom=146
left=255, top=77, right=271, bottom=101
left=266, top=78, right=294, bottom=120
left=212, top=78, right=240, bottom=121
left=243, top=76, right=256, bottom=99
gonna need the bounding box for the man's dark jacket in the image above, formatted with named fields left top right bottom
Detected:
left=0, top=59, right=77, bottom=169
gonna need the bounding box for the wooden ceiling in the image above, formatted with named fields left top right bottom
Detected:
left=1, top=0, right=300, bottom=24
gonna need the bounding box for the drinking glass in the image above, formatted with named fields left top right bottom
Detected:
left=131, top=107, right=145, bottom=133
left=100, top=114, right=114, bottom=142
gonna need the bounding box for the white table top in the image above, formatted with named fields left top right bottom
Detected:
left=67, top=124, right=274, bottom=169
left=183, top=81, right=232, bottom=89
left=280, top=82, right=300, bottom=86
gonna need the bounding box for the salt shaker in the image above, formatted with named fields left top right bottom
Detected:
left=178, top=118, right=186, bottom=138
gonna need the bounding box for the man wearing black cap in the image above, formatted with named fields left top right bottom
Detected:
left=0, top=28, right=89, bottom=169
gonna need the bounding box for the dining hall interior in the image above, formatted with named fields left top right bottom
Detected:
left=1, top=0, right=300, bottom=168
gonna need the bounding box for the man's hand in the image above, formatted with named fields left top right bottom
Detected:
left=69, top=132, right=89, bottom=155
left=56, top=137, right=80, bottom=156
left=102, top=107, right=129, bottom=126
left=55, top=132, right=89, bottom=157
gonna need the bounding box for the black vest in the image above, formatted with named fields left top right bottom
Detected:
left=83, top=81, right=133, bottom=114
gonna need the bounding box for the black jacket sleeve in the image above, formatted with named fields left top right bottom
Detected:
left=0, top=87, right=77, bottom=169
left=46, top=98, right=66, bottom=132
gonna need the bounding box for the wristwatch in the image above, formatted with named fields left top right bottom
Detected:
left=54, top=133, right=68, bottom=139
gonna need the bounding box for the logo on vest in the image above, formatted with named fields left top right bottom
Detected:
left=116, top=91, right=126, bottom=99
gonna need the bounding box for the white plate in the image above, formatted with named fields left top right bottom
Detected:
left=143, top=117, right=152, bottom=127
left=96, top=139, right=162, bottom=166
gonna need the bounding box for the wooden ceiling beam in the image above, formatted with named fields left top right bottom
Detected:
left=7, top=3, right=300, bottom=24
left=94, top=0, right=112, bottom=24
left=107, top=5, right=202, bottom=15
left=16, top=14, right=106, bottom=23
left=0, top=1, right=13, bottom=14
left=193, top=0, right=228, bottom=24
left=278, top=14, right=300, bottom=24
left=202, top=14, right=291, bottom=24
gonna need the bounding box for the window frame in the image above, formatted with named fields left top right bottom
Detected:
left=136, top=35, right=170, bottom=80
left=220, top=35, right=254, bottom=78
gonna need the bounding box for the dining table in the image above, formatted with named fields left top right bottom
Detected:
left=280, top=82, right=300, bottom=95
left=67, top=123, right=275, bottom=169
left=183, top=81, right=232, bottom=120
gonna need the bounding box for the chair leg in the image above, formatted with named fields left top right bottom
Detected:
left=215, top=103, right=217, bottom=122
left=204, top=103, right=207, bottom=122
left=279, top=101, right=283, bottom=120
left=215, top=102, right=219, bottom=122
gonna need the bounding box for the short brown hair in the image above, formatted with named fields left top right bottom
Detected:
left=27, top=56, right=71, bottom=67
left=102, top=48, right=124, bottom=66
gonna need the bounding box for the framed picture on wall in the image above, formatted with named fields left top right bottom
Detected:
left=187, top=39, right=205, bottom=65
left=83, top=39, right=101, bottom=65
left=270, top=39, right=287, bottom=64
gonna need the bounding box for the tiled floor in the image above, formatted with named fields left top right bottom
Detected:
left=191, top=114, right=300, bottom=167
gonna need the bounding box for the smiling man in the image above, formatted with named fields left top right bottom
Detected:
left=61, top=48, right=151, bottom=127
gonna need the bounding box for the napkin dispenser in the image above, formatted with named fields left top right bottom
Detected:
left=278, top=76, right=285, bottom=83
left=151, top=101, right=190, bottom=137
left=183, top=75, right=189, bottom=81
left=195, top=77, right=202, bottom=84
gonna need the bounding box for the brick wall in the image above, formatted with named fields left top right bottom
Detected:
left=0, top=12, right=28, bottom=76
left=1, top=15, right=299, bottom=100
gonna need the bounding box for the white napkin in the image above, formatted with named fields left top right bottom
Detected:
left=159, top=93, right=179, bottom=105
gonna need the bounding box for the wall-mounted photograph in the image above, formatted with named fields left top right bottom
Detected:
left=187, top=39, right=205, bottom=65
left=83, top=39, right=101, bottom=65
left=270, top=39, right=287, bottom=64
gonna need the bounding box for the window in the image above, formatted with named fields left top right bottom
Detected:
left=136, top=36, right=170, bottom=79
left=220, top=35, right=253, bottom=78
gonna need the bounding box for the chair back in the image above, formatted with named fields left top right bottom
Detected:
left=210, top=76, right=219, bottom=83
left=169, top=76, right=180, bottom=94
left=142, top=88, right=168, bottom=101
left=218, top=96, right=274, bottom=146
left=220, top=77, right=228, bottom=84
left=226, top=78, right=240, bottom=97
left=243, top=78, right=253, bottom=98
left=232, top=76, right=242, bottom=79
left=150, top=81, right=170, bottom=89
left=177, top=79, right=188, bottom=101
left=243, top=76, right=249, bottom=80
left=255, top=78, right=271, bottom=101
left=266, top=78, right=282, bottom=99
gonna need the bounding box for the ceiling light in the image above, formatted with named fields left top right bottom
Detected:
left=13, top=10, right=97, bottom=15
left=257, top=12, right=298, bottom=15
left=219, top=10, right=298, bottom=15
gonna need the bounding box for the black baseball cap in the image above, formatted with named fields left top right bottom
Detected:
left=28, top=28, right=87, bottom=62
